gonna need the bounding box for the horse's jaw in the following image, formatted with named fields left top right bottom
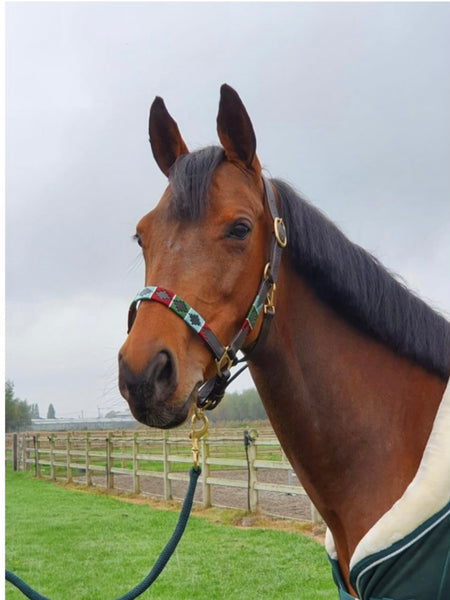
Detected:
left=123, top=383, right=199, bottom=429
left=133, top=390, right=197, bottom=429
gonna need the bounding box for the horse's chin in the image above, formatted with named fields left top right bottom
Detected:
left=128, top=385, right=199, bottom=430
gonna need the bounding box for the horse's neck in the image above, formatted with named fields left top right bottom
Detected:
left=248, top=265, right=445, bottom=572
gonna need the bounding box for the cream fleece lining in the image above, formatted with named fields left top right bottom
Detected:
left=324, top=378, right=450, bottom=570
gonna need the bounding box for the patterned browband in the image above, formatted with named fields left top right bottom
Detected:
left=127, top=284, right=265, bottom=367
left=126, top=176, right=287, bottom=410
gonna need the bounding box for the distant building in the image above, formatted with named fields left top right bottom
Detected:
left=30, top=413, right=138, bottom=432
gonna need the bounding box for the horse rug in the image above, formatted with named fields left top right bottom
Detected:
left=326, top=378, right=450, bottom=600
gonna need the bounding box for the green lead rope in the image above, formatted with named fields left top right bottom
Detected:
left=6, top=466, right=201, bottom=600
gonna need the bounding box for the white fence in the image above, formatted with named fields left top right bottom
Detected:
left=5, top=429, right=321, bottom=523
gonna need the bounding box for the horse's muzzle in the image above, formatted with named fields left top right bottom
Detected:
left=118, top=350, right=189, bottom=428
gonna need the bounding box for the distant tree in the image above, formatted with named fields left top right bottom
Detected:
left=31, top=403, right=40, bottom=419
left=5, top=380, right=32, bottom=432
left=47, top=403, right=56, bottom=419
left=210, top=388, right=267, bottom=422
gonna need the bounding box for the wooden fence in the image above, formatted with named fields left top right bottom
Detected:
left=5, top=429, right=321, bottom=523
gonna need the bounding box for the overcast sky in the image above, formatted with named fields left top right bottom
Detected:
left=5, top=2, right=450, bottom=420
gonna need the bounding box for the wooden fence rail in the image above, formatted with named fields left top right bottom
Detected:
left=5, top=430, right=320, bottom=523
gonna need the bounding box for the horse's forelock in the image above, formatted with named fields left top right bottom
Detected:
left=168, top=146, right=225, bottom=220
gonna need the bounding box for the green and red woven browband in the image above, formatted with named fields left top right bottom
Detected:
left=127, top=284, right=266, bottom=365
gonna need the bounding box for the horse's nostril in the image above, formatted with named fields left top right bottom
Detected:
left=119, top=350, right=177, bottom=407
left=151, top=351, right=175, bottom=389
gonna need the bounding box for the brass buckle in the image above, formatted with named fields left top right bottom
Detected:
left=274, top=217, right=287, bottom=248
left=264, top=282, right=276, bottom=315
left=215, top=347, right=233, bottom=377
left=263, top=262, right=276, bottom=315
left=189, top=409, right=209, bottom=470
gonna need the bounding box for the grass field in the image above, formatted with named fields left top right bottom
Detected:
left=5, top=470, right=336, bottom=599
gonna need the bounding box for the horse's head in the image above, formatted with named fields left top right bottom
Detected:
left=118, top=85, right=283, bottom=428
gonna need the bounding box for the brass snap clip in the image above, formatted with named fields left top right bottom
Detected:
left=189, top=409, right=209, bottom=471
left=264, top=282, right=277, bottom=315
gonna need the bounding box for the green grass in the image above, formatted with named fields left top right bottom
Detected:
left=5, top=470, right=336, bottom=599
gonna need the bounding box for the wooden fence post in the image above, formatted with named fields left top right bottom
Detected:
left=34, top=434, right=40, bottom=477
left=49, top=434, right=56, bottom=480
left=247, top=439, right=258, bottom=513
left=132, top=432, right=139, bottom=494
left=66, top=432, right=72, bottom=483
left=162, top=431, right=171, bottom=500
left=85, top=432, right=92, bottom=486
left=16, top=433, right=24, bottom=471
left=12, top=433, right=18, bottom=471
left=121, top=431, right=127, bottom=469
left=201, top=438, right=211, bottom=508
left=106, top=432, right=114, bottom=489
left=22, top=434, right=29, bottom=471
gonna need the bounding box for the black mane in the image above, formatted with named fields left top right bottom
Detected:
left=273, top=178, right=450, bottom=380
left=166, top=146, right=450, bottom=380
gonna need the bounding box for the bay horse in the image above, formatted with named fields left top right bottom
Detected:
left=118, top=85, right=450, bottom=599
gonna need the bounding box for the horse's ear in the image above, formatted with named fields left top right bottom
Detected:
left=217, top=84, right=260, bottom=173
left=149, top=97, right=189, bottom=176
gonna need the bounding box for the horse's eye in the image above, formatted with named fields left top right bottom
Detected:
left=133, top=234, right=142, bottom=247
left=227, top=222, right=251, bottom=240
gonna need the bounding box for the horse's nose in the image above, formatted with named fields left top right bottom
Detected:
left=118, top=350, right=177, bottom=420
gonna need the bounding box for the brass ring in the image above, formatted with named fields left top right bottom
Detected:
left=274, top=217, right=287, bottom=248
